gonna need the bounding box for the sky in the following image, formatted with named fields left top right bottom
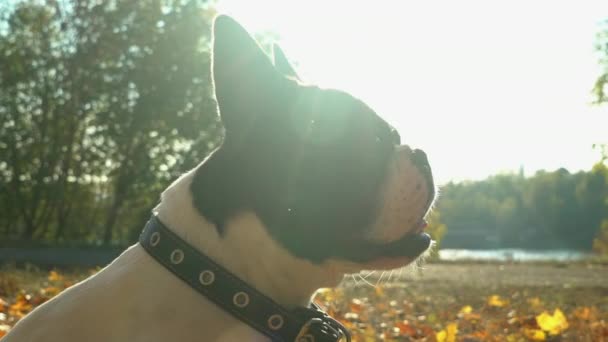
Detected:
left=217, top=0, right=608, bottom=184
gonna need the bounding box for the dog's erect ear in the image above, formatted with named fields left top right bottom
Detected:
left=212, top=15, right=280, bottom=131
left=273, top=44, right=300, bottom=81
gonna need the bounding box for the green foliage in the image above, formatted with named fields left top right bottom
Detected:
left=594, top=19, right=608, bottom=105
left=437, top=166, right=608, bottom=251
left=592, top=19, right=608, bottom=254
left=593, top=219, right=608, bottom=255
left=0, top=0, right=220, bottom=246
left=425, top=210, right=447, bottom=260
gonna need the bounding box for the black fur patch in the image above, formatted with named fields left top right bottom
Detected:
left=191, top=16, right=399, bottom=263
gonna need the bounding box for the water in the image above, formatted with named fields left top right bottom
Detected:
left=439, top=249, right=590, bottom=261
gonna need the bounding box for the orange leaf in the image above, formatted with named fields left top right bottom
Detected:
left=573, top=306, right=594, bottom=321
left=349, top=298, right=363, bottom=313
left=395, top=320, right=416, bottom=336
left=472, top=330, right=488, bottom=339
left=0, top=324, right=11, bottom=338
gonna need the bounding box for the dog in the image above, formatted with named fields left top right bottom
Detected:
left=3, top=15, right=435, bottom=342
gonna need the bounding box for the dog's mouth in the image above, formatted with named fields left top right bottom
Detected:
left=338, top=219, right=432, bottom=265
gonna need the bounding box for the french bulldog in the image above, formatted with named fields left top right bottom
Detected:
left=3, top=15, right=435, bottom=342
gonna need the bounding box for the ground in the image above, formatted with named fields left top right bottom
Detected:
left=1, top=262, right=607, bottom=341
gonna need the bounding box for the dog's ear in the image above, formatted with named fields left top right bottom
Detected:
left=212, top=15, right=280, bottom=131
left=273, top=44, right=300, bottom=81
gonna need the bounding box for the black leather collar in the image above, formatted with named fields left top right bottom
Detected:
left=139, top=215, right=351, bottom=342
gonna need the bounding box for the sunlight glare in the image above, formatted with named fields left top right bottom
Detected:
left=218, top=0, right=608, bottom=184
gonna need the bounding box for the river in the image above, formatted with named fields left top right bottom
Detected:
left=438, top=248, right=590, bottom=261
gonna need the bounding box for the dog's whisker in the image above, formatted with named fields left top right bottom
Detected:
left=350, top=273, right=360, bottom=286
left=386, top=269, right=395, bottom=284
left=357, top=272, right=376, bottom=288
left=361, top=270, right=376, bottom=280
left=397, top=266, right=405, bottom=282
left=375, top=271, right=386, bottom=287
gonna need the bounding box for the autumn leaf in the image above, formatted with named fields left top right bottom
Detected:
left=487, top=295, right=509, bottom=307
left=536, top=309, right=568, bottom=335
left=573, top=306, right=594, bottom=321
left=8, top=298, right=32, bottom=319
left=436, top=329, right=447, bottom=341
left=459, top=305, right=473, bottom=314
left=350, top=298, right=363, bottom=313
left=40, top=286, right=62, bottom=297
left=527, top=297, right=542, bottom=308
left=436, top=322, right=458, bottom=342
left=0, top=324, right=11, bottom=338
left=0, top=298, right=7, bottom=312
left=48, top=270, right=63, bottom=282
left=523, top=327, right=547, bottom=341
left=395, top=320, right=416, bottom=337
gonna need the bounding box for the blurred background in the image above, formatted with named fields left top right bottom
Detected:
left=1, top=0, right=606, bottom=261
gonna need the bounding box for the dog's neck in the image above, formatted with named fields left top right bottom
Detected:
left=152, top=168, right=346, bottom=308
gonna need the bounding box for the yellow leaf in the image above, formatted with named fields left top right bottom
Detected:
left=506, top=333, right=520, bottom=342
left=436, top=329, right=447, bottom=342
left=487, top=295, right=509, bottom=307
left=459, top=305, right=473, bottom=314
left=48, top=270, right=63, bottom=282
left=536, top=309, right=569, bottom=335
left=523, top=328, right=546, bottom=341
left=40, top=286, right=62, bottom=297
left=446, top=322, right=458, bottom=342
left=436, top=323, right=458, bottom=342
left=527, top=297, right=542, bottom=307
left=364, top=325, right=376, bottom=342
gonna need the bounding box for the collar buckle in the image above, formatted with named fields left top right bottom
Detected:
left=293, top=304, right=351, bottom=342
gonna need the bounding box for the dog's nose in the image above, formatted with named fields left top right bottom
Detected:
left=410, top=149, right=435, bottom=200
left=411, top=149, right=429, bottom=169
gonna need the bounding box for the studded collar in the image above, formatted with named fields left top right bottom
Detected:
left=139, top=215, right=351, bottom=342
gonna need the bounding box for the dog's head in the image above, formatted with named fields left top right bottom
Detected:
left=191, top=15, right=435, bottom=271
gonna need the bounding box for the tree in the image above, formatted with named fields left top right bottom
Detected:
left=0, top=0, right=220, bottom=246
left=591, top=18, right=608, bottom=254
left=437, top=169, right=607, bottom=250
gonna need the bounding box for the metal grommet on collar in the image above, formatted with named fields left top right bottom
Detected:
left=267, top=314, right=284, bottom=330
left=140, top=216, right=352, bottom=342
left=170, top=249, right=184, bottom=264
left=233, top=292, right=250, bottom=308
left=199, top=270, right=215, bottom=286
left=150, top=232, right=160, bottom=246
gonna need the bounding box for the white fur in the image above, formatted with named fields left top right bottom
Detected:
left=4, top=147, right=432, bottom=341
